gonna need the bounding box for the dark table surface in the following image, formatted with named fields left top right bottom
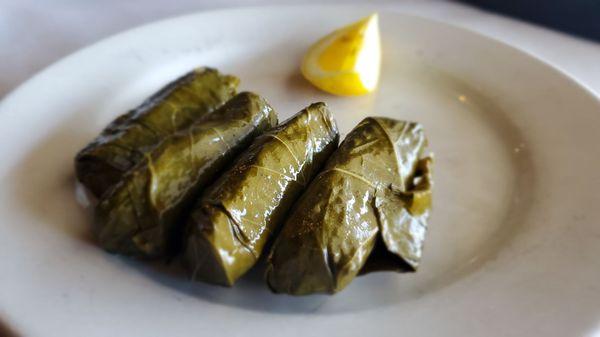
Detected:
left=460, top=0, right=600, bottom=42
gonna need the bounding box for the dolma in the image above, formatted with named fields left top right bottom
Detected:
left=184, top=103, right=339, bottom=286
left=95, top=92, right=277, bottom=258
left=75, top=68, right=239, bottom=198
left=266, top=117, right=433, bottom=295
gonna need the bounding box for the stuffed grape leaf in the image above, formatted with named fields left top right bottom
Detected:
left=266, top=117, right=433, bottom=295
left=185, top=103, right=339, bottom=286
left=95, top=92, right=276, bottom=258
left=75, top=68, right=238, bottom=197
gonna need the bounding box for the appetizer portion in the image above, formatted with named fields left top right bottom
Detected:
left=185, top=103, right=339, bottom=286
left=266, top=117, right=432, bottom=295
left=75, top=68, right=239, bottom=197
left=95, top=92, right=277, bottom=258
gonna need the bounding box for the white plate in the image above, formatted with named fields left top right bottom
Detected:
left=1, top=5, right=599, bottom=337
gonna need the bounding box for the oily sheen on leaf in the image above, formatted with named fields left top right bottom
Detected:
left=266, top=117, right=432, bottom=295
left=95, top=92, right=276, bottom=258
left=75, top=68, right=239, bottom=197
left=185, top=103, right=339, bottom=286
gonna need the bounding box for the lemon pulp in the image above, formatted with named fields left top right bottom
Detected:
left=301, top=13, right=381, bottom=96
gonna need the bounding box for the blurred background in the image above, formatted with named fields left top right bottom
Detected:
left=462, top=0, right=600, bottom=41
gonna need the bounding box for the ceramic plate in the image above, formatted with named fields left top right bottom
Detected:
left=1, top=5, right=599, bottom=337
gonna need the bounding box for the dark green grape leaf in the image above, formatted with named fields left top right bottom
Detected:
left=185, top=103, right=339, bottom=286
left=266, top=117, right=432, bottom=295
left=95, top=92, right=276, bottom=258
left=75, top=68, right=239, bottom=198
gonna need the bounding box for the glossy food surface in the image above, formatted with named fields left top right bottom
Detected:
left=185, top=103, right=339, bottom=286
left=266, top=117, right=432, bottom=295
left=95, top=92, right=277, bottom=258
left=3, top=6, right=600, bottom=336
left=75, top=68, right=239, bottom=197
left=301, top=13, right=381, bottom=96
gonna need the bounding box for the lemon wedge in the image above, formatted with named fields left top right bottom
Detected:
left=301, top=13, right=381, bottom=96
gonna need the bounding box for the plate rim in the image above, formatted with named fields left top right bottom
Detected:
left=1, top=5, right=600, bottom=337
left=1, top=4, right=599, bottom=109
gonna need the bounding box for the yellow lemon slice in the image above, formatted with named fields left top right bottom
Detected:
left=301, top=13, right=381, bottom=96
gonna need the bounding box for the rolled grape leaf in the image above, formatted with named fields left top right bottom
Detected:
left=361, top=156, right=433, bottom=274
left=75, top=67, right=239, bottom=198
left=95, top=92, right=277, bottom=258
left=265, top=117, right=433, bottom=295
left=185, top=102, right=339, bottom=286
